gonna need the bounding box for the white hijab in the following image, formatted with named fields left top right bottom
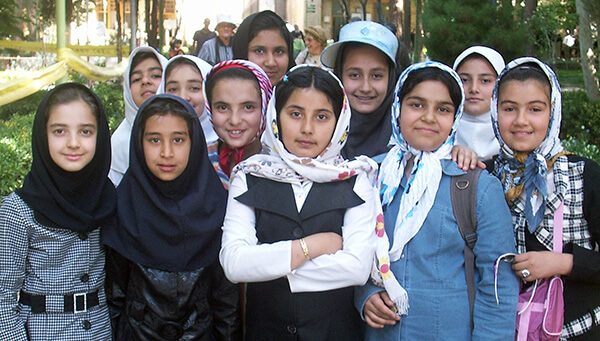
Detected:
left=110, top=46, right=167, bottom=185
left=157, top=54, right=218, bottom=143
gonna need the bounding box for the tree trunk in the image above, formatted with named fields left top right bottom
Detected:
left=523, top=0, right=537, bottom=56
left=413, top=0, right=422, bottom=62
left=116, top=0, right=122, bottom=62
left=358, top=0, right=367, bottom=20
left=376, top=0, right=385, bottom=23
left=339, top=0, right=350, bottom=24
left=147, top=0, right=159, bottom=48
left=576, top=0, right=600, bottom=101
left=402, top=0, right=411, bottom=47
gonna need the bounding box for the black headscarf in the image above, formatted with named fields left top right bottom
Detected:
left=16, top=83, right=116, bottom=233
left=334, top=43, right=398, bottom=159
left=102, top=94, right=227, bottom=271
left=232, top=10, right=295, bottom=73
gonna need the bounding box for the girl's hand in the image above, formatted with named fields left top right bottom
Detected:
left=363, top=291, right=401, bottom=328
left=511, top=251, right=573, bottom=282
left=451, top=145, right=486, bottom=171
left=291, top=232, right=342, bottom=269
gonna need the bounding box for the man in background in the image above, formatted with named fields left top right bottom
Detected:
left=193, top=18, right=216, bottom=56
left=198, top=15, right=235, bottom=65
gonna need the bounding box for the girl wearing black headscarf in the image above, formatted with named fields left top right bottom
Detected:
left=102, top=94, right=240, bottom=340
left=232, top=10, right=295, bottom=85
left=0, top=83, right=116, bottom=340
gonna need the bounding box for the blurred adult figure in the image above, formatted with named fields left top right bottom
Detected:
left=198, top=14, right=235, bottom=65
left=295, top=26, right=328, bottom=68
left=193, top=18, right=216, bottom=56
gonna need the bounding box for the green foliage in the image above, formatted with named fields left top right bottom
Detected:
left=528, top=0, right=576, bottom=59
left=562, top=136, right=600, bottom=164
left=0, top=0, right=22, bottom=38
left=0, top=79, right=123, bottom=196
left=561, top=90, right=600, bottom=147
left=422, top=0, right=528, bottom=65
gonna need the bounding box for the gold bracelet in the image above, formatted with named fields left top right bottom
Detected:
left=299, top=238, right=311, bottom=261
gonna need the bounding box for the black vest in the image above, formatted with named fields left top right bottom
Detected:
left=235, top=175, right=365, bottom=341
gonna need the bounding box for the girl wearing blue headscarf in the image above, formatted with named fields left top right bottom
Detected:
left=355, top=62, right=518, bottom=340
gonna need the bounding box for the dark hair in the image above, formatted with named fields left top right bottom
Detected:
left=137, top=98, right=195, bottom=149
left=130, top=51, right=161, bottom=80
left=399, top=67, right=463, bottom=112
left=334, top=42, right=394, bottom=80
left=455, top=53, right=497, bottom=76
left=274, top=67, right=344, bottom=121
left=204, top=66, right=261, bottom=108
left=247, top=14, right=291, bottom=55
left=164, top=57, right=201, bottom=83
left=45, top=83, right=100, bottom=123
left=498, top=63, right=551, bottom=99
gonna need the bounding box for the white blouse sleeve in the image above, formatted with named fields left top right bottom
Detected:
left=287, top=172, right=377, bottom=292
left=219, top=172, right=378, bottom=293
left=219, top=172, right=293, bottom=283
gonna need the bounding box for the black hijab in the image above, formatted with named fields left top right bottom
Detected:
left=102, top=94, right=227, bottom=271
left=232, top=10, right=295, bottom=72
left=16, top=83, right=116, bottom=233
left=334, top=43, right=398, bottom=159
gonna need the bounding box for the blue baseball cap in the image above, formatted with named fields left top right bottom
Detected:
left=321, top=21, right=398, bottom=68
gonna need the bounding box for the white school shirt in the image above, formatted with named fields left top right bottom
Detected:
left=455, top=111, right=500, bottom=161
left=219, top=171, right=377, bottom=293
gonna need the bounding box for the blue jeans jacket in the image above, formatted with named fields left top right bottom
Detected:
left=355, top=160, right=518, bottom=340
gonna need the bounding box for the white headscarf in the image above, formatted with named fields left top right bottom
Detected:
left=157, top=54, right=217, bottom=143
left=110, top=46, right=167, bottom=185
left=490, top=57, right=564, bottom=232
left=374, top=61, right=464, bottom=315
left=234, top=64, right=379, bottom=185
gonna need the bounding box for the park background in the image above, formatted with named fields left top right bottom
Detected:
left=0, top=0, right=599, bottom=196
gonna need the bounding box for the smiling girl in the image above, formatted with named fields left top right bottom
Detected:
left=0, top=83, right=116, bottom=340
left=220, top=65, right=380, bottom=340
left=204, top=60, right=272, bottom=187
left=356, top=62, right=518, bottom=340
left=102, top=95, right=240, bottom=340
left=110, top=46, right=167, bottom=185
left=487, top=57, right=600, bottom=339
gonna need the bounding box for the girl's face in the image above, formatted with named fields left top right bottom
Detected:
left=279, top=87, right=337, bottom=158
left=497, top=79, right=551, bottom=153
left=456, top=57, right=497, bottom=116
left=400, top=80, right=455, bottom=152
left=165, top=64, right=205, bottom=118
left=305, top=34, right=322, bottom=56
left=341, top=45, right=390, bottom=114
left=143, top=113, right=191, bottom=181
left=247, top=29, right=289, bottom=84
left=130, top=57, right=163, bottom=107
left=210, top=78, right=263, bottom=149
left=47, top=99, right=98, bottom=172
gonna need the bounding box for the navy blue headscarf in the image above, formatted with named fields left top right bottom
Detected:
left=102, top=94, right=227, bottom=271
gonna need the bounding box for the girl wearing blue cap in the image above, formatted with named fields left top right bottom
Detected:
left=355, top=62, right=518, bottom=340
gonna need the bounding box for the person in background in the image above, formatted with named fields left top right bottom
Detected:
left=193, top=18, right=216, bottom=56
left=198, top=14, right=235, bottom=66
left=232, top=10, right=295, bottom=85
left=453, top=46, right=505, bottom=161
left=295, top=26, right=328, bottom=68
left=169, top=38, right=184, bottom=58
left=292, top=30, right=305, bottom=60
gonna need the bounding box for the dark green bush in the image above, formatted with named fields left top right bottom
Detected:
left=561, top=90, right=600, bottom=147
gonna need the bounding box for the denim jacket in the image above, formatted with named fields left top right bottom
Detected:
left=355, top=160, right=519, bottom=340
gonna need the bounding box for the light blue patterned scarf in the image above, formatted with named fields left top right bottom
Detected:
left=490, top=57, right=563, bottom=232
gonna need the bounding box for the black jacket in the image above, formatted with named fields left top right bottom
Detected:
left=106, top=247, right=241, bottom=341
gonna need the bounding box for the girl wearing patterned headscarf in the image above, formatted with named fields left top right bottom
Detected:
left=204, top=59, right=272, bottom=188
left=488, top=57, right=600, bottom=339
left=220, top=65, right=379, bottom=340
left=0, top=83, right=116, bottom=339
left=356, top=62, right=518, bottom=340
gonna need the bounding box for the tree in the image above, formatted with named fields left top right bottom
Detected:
left=339, top=0, right=350, bottom=24
left=402, top=0, right=411, bottom=47
left=422, top=0, right=528, bottom=65
left=0, top=0, right=22, bottom=38
left=358, top=0, right=368, bottom=20
left=528, top=0, right=576, bottom=60
left=523, top=0, right=538, bottom=55
left=576, top=0, right=600, bottom=101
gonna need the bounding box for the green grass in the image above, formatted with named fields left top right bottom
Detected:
left=555, top=69, right=585, bottom=90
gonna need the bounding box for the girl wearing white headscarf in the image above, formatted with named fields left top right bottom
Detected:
left=488, top=57, right=600, bottom=339
left=220, top=65, right=379, bottom=340
left=109, top=46, right=167, bottom=185
left=356, top=61, right=518, bottom=340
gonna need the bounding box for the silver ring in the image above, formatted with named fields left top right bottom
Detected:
left=521, top=269, right=531, bottom=278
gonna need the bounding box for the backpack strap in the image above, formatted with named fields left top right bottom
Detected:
left=450, top=167, right=482, bottom=330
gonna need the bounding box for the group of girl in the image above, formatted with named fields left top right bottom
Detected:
left=0, top=13, right=599, bottom=341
